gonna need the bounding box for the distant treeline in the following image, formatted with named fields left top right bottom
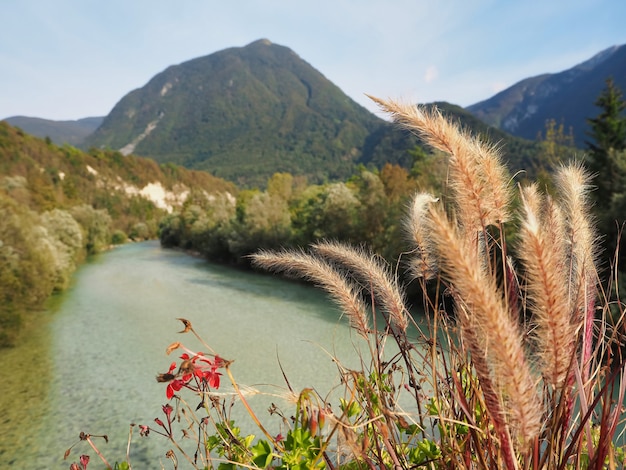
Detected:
left=158, top=156, right=448, bottom=267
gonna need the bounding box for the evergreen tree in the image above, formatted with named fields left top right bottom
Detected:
left=585, top=78, right=626, bottom=276
left=585, top=77, right=626, bottom=205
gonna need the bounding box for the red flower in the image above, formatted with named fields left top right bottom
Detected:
left=206, top=369, right=221, bottom=389
left=166, top=378, right=185, bottom=399
left=158, top=349, right=224, bottom=399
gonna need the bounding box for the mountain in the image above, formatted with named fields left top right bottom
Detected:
left=360, top=101, right=542, bottom=178
left=467, top=44, right=626, bottom=146
left=84, top=39, right=383, bottom=187
left=3, top=115, right=103, bottom=146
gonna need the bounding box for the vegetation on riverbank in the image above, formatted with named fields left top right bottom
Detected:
left=67, top=98, right=625, bottom=469
left=0, top=122, right=236, bottom=347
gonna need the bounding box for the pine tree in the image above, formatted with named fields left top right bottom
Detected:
left=585, top=78, right=626, bottom=276
left=585, top=77, right=626, bottom=205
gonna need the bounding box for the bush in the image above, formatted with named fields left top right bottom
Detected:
left=70, top=204, right=112, bottom=254
left=111, top=230, right=128, bottom=245
left=0, top=196, right=57, bottom=345
left=40, top=209, right=84, bottom=290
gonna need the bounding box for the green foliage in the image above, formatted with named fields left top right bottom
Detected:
left=40, top=208, right=84, bottom=290
left=206, top=421, right=257, bottom=468
left=70, top=204, right=112, bottom=255
left=111, top=230, right=128, bottom=245
left=0, top=196, right=57, bottom=346
left=0, top=120, right=236, bottom=346
left=585, top=79, right=626, bottom=278
left=159, top=166, right=419, bottom=266
left=128, top=222, right=151, bottom=241
left=585, top=77, right=626, bottom=205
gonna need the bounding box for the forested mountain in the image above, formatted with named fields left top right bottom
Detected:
left=4, top=116, right=103, bottom=146
left=11, top=38, right=594, bottom=186
left=467, top=44, right=626, bottom=146
left=84, top=39, right=384, bottom=186
left=0, top=121, right=235, bottom=346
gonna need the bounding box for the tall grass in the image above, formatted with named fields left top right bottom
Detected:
left=68, top=98, right=625, bottom=469
left=252, top=97, right=625, bottom=468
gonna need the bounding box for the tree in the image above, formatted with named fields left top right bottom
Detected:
left=585, top=79, right=626, bottom=276
left=585, top=77, right=626, bottom=205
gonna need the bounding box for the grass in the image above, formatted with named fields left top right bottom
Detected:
left=66, top=97, right=625, bottom=469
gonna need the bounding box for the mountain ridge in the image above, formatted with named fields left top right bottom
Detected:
left=467, top=44, right=626, bottom=145
left=83, top=39, right=383, bottom=186
left=6, top=40, right=624, bottom=184
left=3, top=115, right=103, bottom=146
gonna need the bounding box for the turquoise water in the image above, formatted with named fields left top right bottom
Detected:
left=0, top=241, right=406, bottom=468
left=1, top=241, right=623, bottom=468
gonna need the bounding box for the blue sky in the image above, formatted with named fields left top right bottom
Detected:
left=1, top=0, right=625, bottom=121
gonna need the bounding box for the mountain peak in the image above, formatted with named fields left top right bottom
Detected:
left=467, top=43, right=626, bottom=145
left=247, top=38, right=273, bottom=47
left=578, top=44, right=621, bottom=70
left=83, top=40, right=381, bottom=186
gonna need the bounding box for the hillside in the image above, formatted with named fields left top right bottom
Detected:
left=0, top=121, right=236, bottom=346
left=0, top=122, right=235, bottom=216
left=360, top=101, right=543, bottom=178
left=467, top=44, right=626, bottom=146
left=4, top=116, right=103, bottom=146
left=84, top=39, right=383, bottom=187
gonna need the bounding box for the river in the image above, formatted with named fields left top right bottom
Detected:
left=0, top=241, right=410, bottom=468
left=5, top=242, right=621, bottom=469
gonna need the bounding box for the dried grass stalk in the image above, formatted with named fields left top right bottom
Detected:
left=427, top=205, right=542, bottom=445
left=368, top=95, right=512, bottom=233
left=518, top=185, right=575, bottom=387
left=251, top=249, right=370, bottom=337
left=553, top=163, right=598, bottom=382
left=312, top=240, right=408, bottom=333
left=405, top=192, right=439, bottom=280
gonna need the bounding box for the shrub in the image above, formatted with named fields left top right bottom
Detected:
left=40, top=209, right=84, bottom=290
left=70, top=204, right=112, bottom=254
left=110, top=230, right=128, bottom=245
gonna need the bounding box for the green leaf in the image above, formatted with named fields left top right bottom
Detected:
left=251, top=439, right=273, bottom=468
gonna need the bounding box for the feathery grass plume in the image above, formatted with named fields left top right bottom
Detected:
left=518, top=184, right=575, bottom=388
left=251, top=249, right=370, bottom=338
left=553, top=163, right=598, bottom=382
left=368, top=95, right=512, bottom=234
left=311, top=240, right=408, bottom=333
left=405, top=192, right=439, bottom=280
left=455, top=303, right=518, bottom=470
left=427, top=204, right=542, bottom=446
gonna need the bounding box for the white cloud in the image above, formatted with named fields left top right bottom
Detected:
left=491, top=81, right=507, bottom=94
left=424, top=65, right=439, bottom=84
